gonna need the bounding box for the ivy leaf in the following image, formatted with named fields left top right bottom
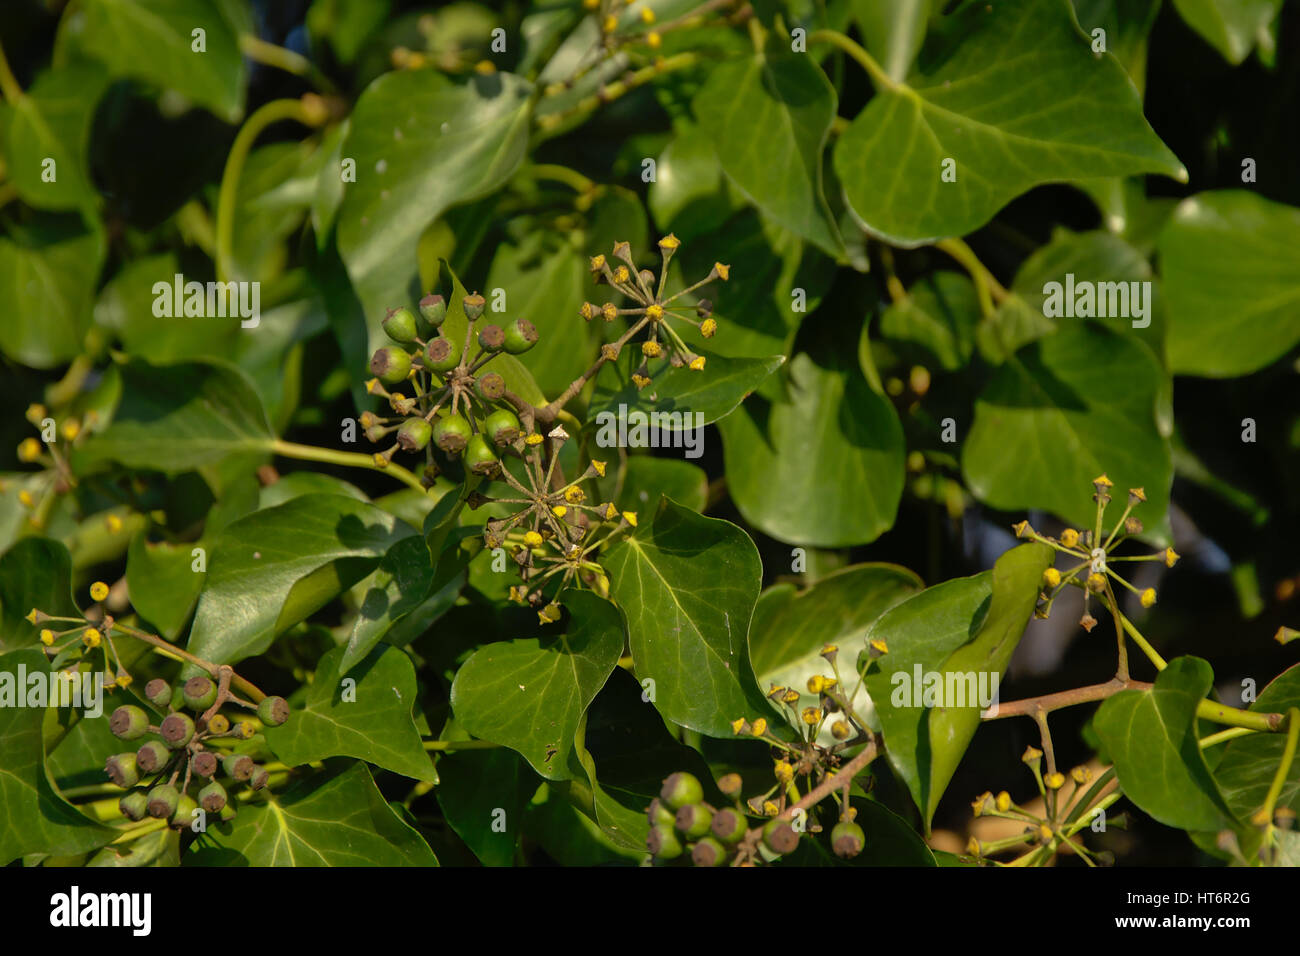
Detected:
left=693, top=44, right=844, bottom=257
left=0, top=650, right=115, bottom=865
left=191, top=761, right=437, bottom=865
left=0, top=538, right=78, bottom=651
left=1214, top=663, right=1300, bottom=819
left=341, top=536, right=436, bottom=673
left=962, top=322, right=1171, bottom=536
left=61, top=0, right=248, bottom=123
left=1094, top=656, right=1237, bottom=832
left=749, top=564, right=923, bottom=743
left=264, top=644, right=433, bottom=782
left=336, top=71, right=532, bottom=331
left=451, top=590, right=624, bottom=780
left=719, top=351, right=905, bottom=547
left=603, top=497, right=769, bottom=738
left=851, top=0, right=933, bottom=82
left=876, top=270, right=978, bottom=372
left=125, top=535, right=203, bottom=640
left=835, top=0, right=1186, bottom=244
left=603, top=456, right=708, bottom=515
left=435, top=743, right=535, bottom=866
left=187, top=494, right=416, bottom=667
left=73, top=359, right=274, bottom=474
left=1170, top=0, right=1281, bottom=65
left=1158, top=191, right=1300, bottom=378
left=590, top=349, right=785, bottom=430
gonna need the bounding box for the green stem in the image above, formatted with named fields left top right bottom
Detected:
left=422, top=739, right=503, bottom=751
left=1199, top=726, right=1255, bottom=749
left=0, top=37, right=23, bottom=102
left=1117, top=612, right=1167, bottom=671
left=238, top=35, right=337, bottom=93
left=935, top=238, right=1008, bottom=318
left=1256, top=708, right=1300, bottom=825
left=216, top=99, right=319, bottom=283
left=806, top=30, right=894, bottom=91
left=272, top=439, right=427, bottom=495
left=1196, top=698, right=1285, bottom=734
left=525, top=163, right=596, bottom=194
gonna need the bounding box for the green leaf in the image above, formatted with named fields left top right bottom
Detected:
left=648, top=122, right=743, bottom=240
left=0, top=538, right=78, bottom=651
left=73, top=359, right=274, bottom=474
left=749, top=563, right=922, bottom=744
left=834, top=0, right=1186, bottom=244
left=603, top=497, right=769, bottom=737
left=693, top=44, right=843, bottom=256
left=962, top=322, right=1171, bottom=534
left=0, top=63, right=108, bottom=212
left=851, top=0, right=932, bottom=82
left=605, top=456, right=708, bottom=514
left=1170, top=0, right=1281, bottom=64
left=336, top=71, right=531, bottom=328
left=125, top=535, right=203, bottom=640
left=718, top=351, right=905, bottom=546
left=264, top=644, right=434, bottom=782
left=451, top=590, right=624, bottom=780
left=1214, top=663, right=1300, bottom=819
left=590, top=349, right=785, bottom=430
left=191, top=761, right=437, bottom=865
left=1093, top=655, right=1237, bottom=832
left=1071, top=0, right=1163, bottom=89
left=0, top=215, right=105, bottom=369
left=341, top=536, right=436, bottom=673
left=435, top=744, right=535, bottom=866
left=1158, top=191, right=1300, bottom=378
left=89, top=828, right=180, bottom=867
left=877, top=270, right=978, bottom=371
left=864, top=543, right=1050, bottom=828
left=61, top=0, right=248, bottom=122
left=0, top=650, right=115, bottom=865
left=187, top=494, right=415, bottom=667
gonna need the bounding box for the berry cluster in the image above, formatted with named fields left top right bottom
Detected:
left=107, top=675, right=290, bottom=830
left=365, top=292, right=537, bottom=481
left=646, top=771, right=866, bottom=866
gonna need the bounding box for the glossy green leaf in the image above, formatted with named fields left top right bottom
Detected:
left=451, top=590, right=624, bottom=780
left=61, top=0, right=248, bottom=122
left=719, top=351, right=905, bottom=546
left=1214, top=663, right=1300, bottom=819
left=74, top=359, right=274, bottom=474
left=877, top=270, right=978, bottom=371
left=1171, top=0, right=1280, bottom=64
left=590, top=349, right=784, bottom=430
left=1094, top=655, right=1237, bottom=831
left=435, top=744, right=535, bottom=866
left=337, top=71, right=532, bottom=329
left=187, top=494, right=416, bottom=666
left=648, top=122, right=743, bottom=241
left=342, top=536, right=436, bottom=673
left=605, top=456, right=708, bottom=515
left=0, top=651, right=115, bottom=865
left=191, top=761, right=437, bottom=865
left=851, top=0, right=932, bottom=81
left=264, top=644, right=434, bottom=782
left=835, top=0, right=1186, bottom=244
left=1071, top=0, right=1163, bottom=89
left=693, top=44, right=843, bottom=256
left=1158, top=191, right=1300, bottom=377
left=0, top=538, right=78, bottom=651
left=962, top=322, right=1171, bottom=534
left=603, top=497, right=769, bottom=737
left=750, top=563, right=923, bottom=743
left=125, top=535, right=203, bottom=640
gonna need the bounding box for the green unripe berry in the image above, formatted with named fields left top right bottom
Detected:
left=249, top=765, right=270, bottom=791
left=199, top=780, right=228, bottom=813
left=831, top=820, right=866, bottom=859
left=478, top=324, right=505, bottom=351
left=192, top=750, right=219, bottom=778
left=160, top=712, right=195, bottom=749
left=674, top=802, right=713, bottom=840
left=370, top=346, right=412, bottom=384
left=484, top=408, right=521, bottom=445
left=419, top=293, right=447, bottom=328
left=462, top=292, right=486, bottom=321
left=424, top=336, right=460, bottom=373
left=710, top=807, right=748, bottom=845
left=691, top=836, right=728, bottom=867
left=660, top=771, right=703, bottom=810
left=119, top=790, right=149, bottom=822
left=135, top=740, right=171, bottom=774
left=432, top=413, right=472, bottom=455
left=207, top=713, right=230, bottom=735
left=146, top=784, right=180, bottom=819
left=647, top=823, right=683, bottom=860
left=105, top=752, right=139, bottom=788
left=258, top=695, right=290, bottom=727
left=463, top=434, right=500, bottom=477
left=383, top=306, right=419, bottom=343
left=647, top=798, right=676, bottom=828
left=182, top=675, right=217, bottom=711
left=144, top=678, right=172, bottom=709
left=223, top=754, right=254, bottom=782
left=503, top=318, right=538, bottom=354
left=396, top=418, right=432, bottom=452
left=365, top=424, right=389, bottom=443
left=172, top=793, right=199, bottom=829
left=110, top=705, right=149, bottom=740
left=763, top=817, right=800, bottom=855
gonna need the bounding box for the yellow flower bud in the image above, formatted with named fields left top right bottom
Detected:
left=688, top=356, right=706, bottom=371
left=526, top=433, right=545, bottom=445
left=116, top=673, right=133, bottom=688
left=564, top=485, right=586, bottom=503
left=762, top=800, right=779, bottom=817
left=801, top=706, right=820, bottom=725
left=1092, top=474, right=1113, bottom=489
left=1012, top=520, right=1032, bottom=539
left=622, top=511, right=638, bottom=527
left=1045, top=772, right=1065, bottom=790
left=613, top=265, right=630, bottom=283
left=831, top=720, right=850, bottom=740
left=372, top=453, right=390, bottom=468
left=632, top=374, right=652, bottom=389
left=1086, top=572, right=1106, bottom=593
left=1022, top=745, right=1043, bottom=765
left=1059, top=528, right=1079, bottom=548
left=782, top=690, right=800, bottom=705
left=17, top=438, right=42, bottom=462
left=1164, top=547, right=1179, bottom=568
left=83, top=628, right=101, bottom=648
left=640, top=6, right=655, bottom=23
left=474, top=59, right=495, bottom=75
left=1042, top=567, right=1061, bottom=588
left=1071, top=766, right=1091, bottom=784
left=806, top=675, right=825, bottom=694
left=774, top=760, right=794, bottom=783
left=700, top=318, right=717, bottom=338
left=18, top=490, right=35, bottom=508
left=551, top=505, right=567, bottom=517
left=645, top=304, right=664, bottom=320
left=106, top=514, right=124, bottom=533
left=523, top=531, right=544, bottom=548
left=89, top=581, right=110, bottom=602
left=25, top=403, right=46, bottom=425
left=602, top=14, right=618, bottom=32
left=40, top=629, right=55, bottom=646
left=658, top=234, right=680, bottom=251
left=604, top=503, right=618, bottom=520
left=641, top=340, right=662, bottom=358
left=713, top=262, right=730, bottom=281
left=869, top=639, right=888, bottom=658
left=750, top=718, right=767, bottom=736
left=995, top=791, right=1012, bottom=812
left=62, top=419, right=80, bottom=440
left=730, top=717, right=747, bottom=735
left=1140, top=587, right=1156, bottom=608
left=601, top=303, right=619, bottom=321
